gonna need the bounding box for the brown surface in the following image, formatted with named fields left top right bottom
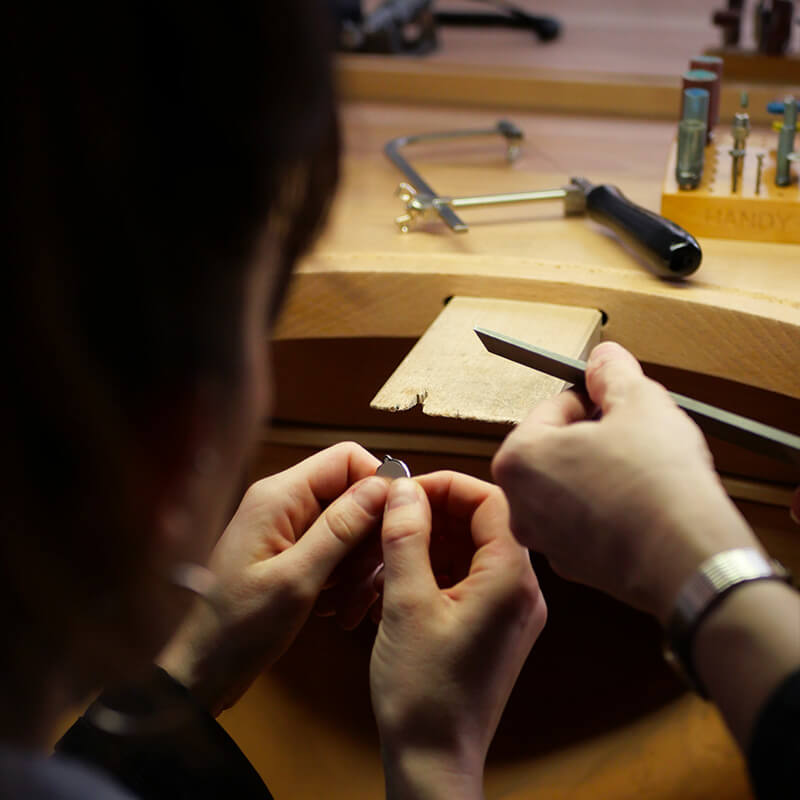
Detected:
left=222, top=443, right=799, bottom=799
left=371, top=297, right=602, bottom=422
left=228, top=72, right=800, bottom=797
left=661, top=134, right=800, bottom=244
left=267, top=335, right=800, bottom=489
left=339, top=2, right=798, bottom=122
left=706, top=47, right=800, bottom=84
left=275, top=104, right=800, bottom=399
left=422, top=1, right=727, bottom=77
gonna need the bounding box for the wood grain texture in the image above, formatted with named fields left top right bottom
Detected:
left=370, top=297, right=602, bottom=422
left=262, top=424, right=797, bottom=508
left=273, top=105, right=800, bottom=400
left=340, top=1, right=796, bottom=122
left=339, top=57, right=792, bottom=125
left=661, top=135, right=800, bottom=244
left=705, top=47, right=800, bottom=84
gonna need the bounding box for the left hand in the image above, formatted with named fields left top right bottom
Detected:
left=159, top=442, right=389, bottom=715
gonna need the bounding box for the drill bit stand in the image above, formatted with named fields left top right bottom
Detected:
left=661, top=133, right=800, bottom=244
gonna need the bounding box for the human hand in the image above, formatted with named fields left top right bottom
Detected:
left=492, top=341, right=760, bottom=625
left=159, top=442, right=389, bottom=715
left=370, top=473, right=546, bottom=800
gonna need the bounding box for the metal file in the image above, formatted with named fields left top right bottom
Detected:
left=474, top=327, right=800, bottom=466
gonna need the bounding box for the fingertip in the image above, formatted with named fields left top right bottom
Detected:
left=585, top=341, right=644, bottom=410
left=380, top=479, right=436, bottom=599
left=385, top=478, right=422, bottom=511
left=352, top=475, right=390, bottom=516
left=791, top=486, right=800, bottom=526
left=586, top=341, right=641, bottom=374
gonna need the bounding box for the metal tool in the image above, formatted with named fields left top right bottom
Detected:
left=376, top=454, right=411, bottom=479
left=681, top=69, right=718, bottom=143
left=386, top=121, right=702, bottom=279
left=755, top=152, right=766, bottom=194
left=676, top=88, right=709, bottom=190
left=386, top=120, right=524, bottom=233
left=776, top=96, right=798, bottom=187
left=729, top=93, right=750, bottom=193
left=474, top=327, right=800, bottom=466
left=333, top=0, right=560, bottom=55
left=336, top=0, right=437, bottom=55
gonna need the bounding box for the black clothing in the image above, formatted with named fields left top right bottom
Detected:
left=0, top=748, right=134, bottom=800
left=55, top=667, right=272, bottom=800
left=748, top=667, right=800, bottom=799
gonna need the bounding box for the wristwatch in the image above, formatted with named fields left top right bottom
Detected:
left=663, top=547, right=793, bottom=697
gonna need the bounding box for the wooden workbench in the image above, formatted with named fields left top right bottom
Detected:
left=220, top=92, right=800, bottom=800
left=339, top=0, right=798, bottom=123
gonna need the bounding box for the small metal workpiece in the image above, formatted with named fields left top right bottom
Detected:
left=376, top=455, right=411, bottom=480
left=755, top=152, right=766, bottom=194
left=776, top=96, right=797, bottom=187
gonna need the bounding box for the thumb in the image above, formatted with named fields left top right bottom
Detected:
left=585, top=341, right=646, bottom=414
left=284, top=475, right=389, bottom=590
left=381, top=479, right=438, bottom=607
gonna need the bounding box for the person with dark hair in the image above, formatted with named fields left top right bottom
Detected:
left=2, top=3, right=546, bottom=798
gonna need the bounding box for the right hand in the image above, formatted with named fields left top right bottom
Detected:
left=492, top=341, right=760, bottom=624
left=370, top=473, right=546, bottom=800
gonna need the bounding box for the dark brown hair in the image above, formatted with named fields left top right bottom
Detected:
left=1, top=2, right=340, bottom=693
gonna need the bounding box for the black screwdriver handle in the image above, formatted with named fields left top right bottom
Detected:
left=572, top=177, right=702, bottom=279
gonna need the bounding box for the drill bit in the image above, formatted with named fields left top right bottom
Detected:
left=755, top=152, right=765, bottom=194
left=776, top=96, right=797, bottom=187
left=729, top=94, right=750, bottom=193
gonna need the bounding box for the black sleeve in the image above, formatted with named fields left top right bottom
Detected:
left=747, top=667, right=800, bottom=799
left=55, top=666, right=273, bottom=800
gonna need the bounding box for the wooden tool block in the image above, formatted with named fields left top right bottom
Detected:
left=704, top=47, right=800, bottom=84
left=370, top=297, right=602, bottom=425
left=660, top=135, right=800, bottom=244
